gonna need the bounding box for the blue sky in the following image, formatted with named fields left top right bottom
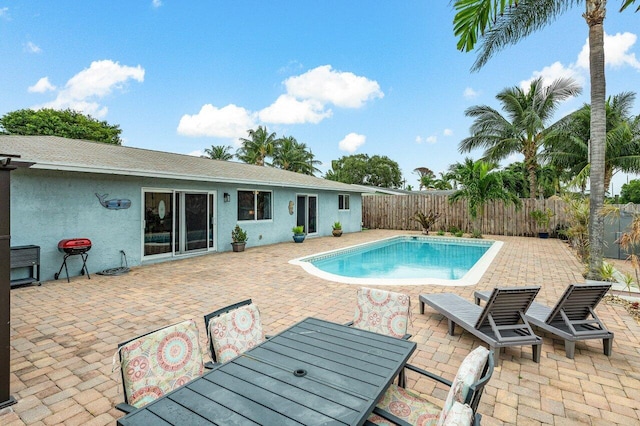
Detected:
left=1, top=1, right=639, bottom=194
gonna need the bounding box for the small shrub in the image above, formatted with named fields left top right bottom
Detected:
left=411, top=210, right=442, bottom=235
left=292, top=225, right=304, bottom=234
left=470, top=230, right=483, bottom=239
left=454, top=230, right=464, bottom=237
left=448, top=225, right=459, bottom=234
left=436, top=229, right=445, bottom=236
left=231, top=225, right=248, bottom=243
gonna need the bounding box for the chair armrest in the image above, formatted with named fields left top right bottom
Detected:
left=115, top=402, right=137, bottom=414
left=401, top=333, right=412, bottom=340
left=474, top=413, right=482, bottom=426
left=344, top=321, right=354, bottom=326
left=404, top=363, right=453, bottom=387
left=372, top=407, right=413, bottom=426
left=265, top=334, right=273, bottom=339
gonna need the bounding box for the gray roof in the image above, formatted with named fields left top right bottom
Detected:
left=0, top=135, right=367, bottom=193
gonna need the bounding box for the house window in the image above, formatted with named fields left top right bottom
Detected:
left=238, top=190, right=272, bottom=221
left=338, top=194, right=350, bottom=211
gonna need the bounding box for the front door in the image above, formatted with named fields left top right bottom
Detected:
left=296, top=194, right=318, bottom=235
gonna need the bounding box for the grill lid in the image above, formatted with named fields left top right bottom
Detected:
left=58, top=238, right=92, bottom=249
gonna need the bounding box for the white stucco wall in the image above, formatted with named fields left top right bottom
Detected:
left=9, top=168, right=362, bottom=282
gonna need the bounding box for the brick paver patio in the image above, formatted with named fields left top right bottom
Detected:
left=2, top=230, right=639, bottom=425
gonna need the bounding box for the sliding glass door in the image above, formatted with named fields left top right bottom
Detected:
left=296, top=194, right=318, bottom=235
left=144, top=190, right=216, bottom=258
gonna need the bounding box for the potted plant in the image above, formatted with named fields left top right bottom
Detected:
left=531, top=208, right=554, bottom=238
left=231, top=224, right=248, bottom=252
left=292, top=225, right=305, bottom=243
left=332, top=221, right=343, bottom=237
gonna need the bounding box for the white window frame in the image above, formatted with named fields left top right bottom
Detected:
left=237, top=189, right=273, bottom=222
left=338, top=194, right=350, bottom=211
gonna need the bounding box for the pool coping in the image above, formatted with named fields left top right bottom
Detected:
left=288, top=235, right=504, bottom=286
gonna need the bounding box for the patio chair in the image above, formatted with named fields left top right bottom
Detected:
left=420, top=287, right=543, bottom=362
left=115, top=319, right=205, bottom=414
left=347, top=287, right=412, bottom=340
left=474, top=283, right=614, bottom=359
left=203, top=299, right=264, bottom=368
left=366, top=346, right=495, bottom=426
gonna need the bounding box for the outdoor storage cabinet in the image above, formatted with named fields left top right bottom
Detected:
left=10, top=245, right=40, bottom=287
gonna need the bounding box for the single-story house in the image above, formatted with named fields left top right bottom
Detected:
left=0, top=135, right=367, bottom=282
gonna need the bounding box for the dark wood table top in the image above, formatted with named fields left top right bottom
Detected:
left=117, top=317, right=416, bottom=426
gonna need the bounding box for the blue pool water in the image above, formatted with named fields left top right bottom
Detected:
left=290, top=236, right=501, bottom=286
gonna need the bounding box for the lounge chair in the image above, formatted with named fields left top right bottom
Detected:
left=420, top=287, right=542, bottom=362
left=367, top=346, right=495, bottom=426
left=203, top=299, right=265, bottom=368
left=115, top=319, right=205, bottom=413
left=474, top=283, right=613, bottom=359
left=347, top=287, right=412, bottom=340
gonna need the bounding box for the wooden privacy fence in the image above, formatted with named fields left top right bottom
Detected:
left=362, top=194, right=570, bottom=237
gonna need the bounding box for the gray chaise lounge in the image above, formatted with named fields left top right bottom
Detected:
left=420, top=287, right=543, bottom=362
left=474, top=283, right=613, bottom=359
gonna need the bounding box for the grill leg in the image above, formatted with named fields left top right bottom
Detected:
left=80, top=253, right=90, bottom=280
left=54, top=255, right=71, bottom=283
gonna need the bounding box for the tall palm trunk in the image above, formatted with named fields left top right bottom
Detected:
left=586, top=0, right=607, bottom=279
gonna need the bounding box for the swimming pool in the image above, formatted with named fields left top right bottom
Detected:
left=289, top=235, right=503, bottom=286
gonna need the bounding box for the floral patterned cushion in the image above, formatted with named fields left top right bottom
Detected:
left=352, top=287, right=410, bottom=338
left=368, top=384, right=441, bottom=426
left=438, top=346, right=489, bottom=425
left=119, top=319, right=204, bottom=408
left=440, top=401, right=473, bottom=426
left=208, top=303, right=264, bottom=363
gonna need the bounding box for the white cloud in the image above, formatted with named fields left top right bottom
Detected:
left=415, top=136, right=423, bottom=144
left=463, top=87, right=479, bottom=99
left=0, top=7, right=9, bottom=19
left=520, top=61, right=585, bottom=90
left=28, top=77, right=56, bottom=93
left=425, top=136, right=437, bottom=144
left=577, top=32, right=640, bottom=71
left=25, top=41, right=41, bottom=53
left=258, top=94, right=332, bottom=124
left=152, top=0, right=162, bottom=8
left=443, top=129, right=453, bottom=136
left=338, top=133, right=366, bottom=153
left=284, top=65, right=383, bottom=108
left=35, top=60, right=144, bottom=118
left=177, top=104, right=256, bottom=140
left=188, top=150, right=204, bottom=157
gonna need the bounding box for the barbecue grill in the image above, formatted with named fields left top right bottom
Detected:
left=55, top=238, right=92, bottom=282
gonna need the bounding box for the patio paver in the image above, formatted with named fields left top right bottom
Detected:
left=2, top=230, right=640, bottom=425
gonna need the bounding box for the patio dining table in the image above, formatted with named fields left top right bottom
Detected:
left=116, top=317, right=416, bottom=426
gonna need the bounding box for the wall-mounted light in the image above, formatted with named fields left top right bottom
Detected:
left=223, top=193, right=231, bottom=203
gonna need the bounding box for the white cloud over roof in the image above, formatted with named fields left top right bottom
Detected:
left=258, top=94, right=331, bottom=124
left=34, top=60, right=144, bottom=118
left=177, top=104, right=256, bottom=140
left=25, top=41, right=41, bottom=54
left=338, top=132, right=366, bottom=153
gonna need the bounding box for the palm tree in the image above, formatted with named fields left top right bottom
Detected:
left=460, top=77, right=581, bottom=199
left=236, top=126, right=277, bottom=166
left=545, top=92, right=640, bottom=193
left=202, top=145, right=234, bottom=160
left=272, top=135, right=322, bottom=175
left=452, top=0, right=639, bottom=278
left=448, top=158, right=521, bottom=230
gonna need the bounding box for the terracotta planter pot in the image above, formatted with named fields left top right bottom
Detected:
left=332, top=229, right=343, bottom=237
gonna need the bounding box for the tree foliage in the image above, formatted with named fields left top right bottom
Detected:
left=460, top=76, right=581, bottom=198
left=0, top=108, right=122, bottom=144
left=272, top=135, right=321, bottom=175
left=620, top=179, right=640, bottom=204
left=202, top=145, right=234, bottom=160
left=448, top=158, right=521, bottom=221
left=325, top=154, right=402, bottom=188
left=236, top=126, right=277, bottom=166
